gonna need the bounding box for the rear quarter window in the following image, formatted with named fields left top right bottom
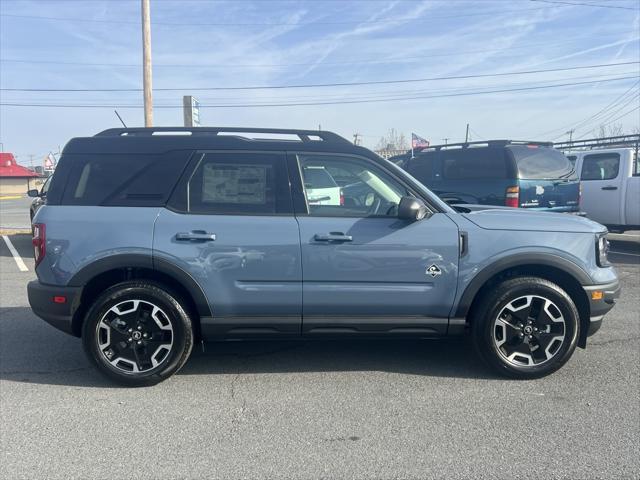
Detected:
left=509, top=145, right=574, bottom=180
left=60, top=151, right=191, bottom=206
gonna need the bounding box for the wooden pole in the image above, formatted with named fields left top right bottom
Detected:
left=142, top=0, right=153, bottom=127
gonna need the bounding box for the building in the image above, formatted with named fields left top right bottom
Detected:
left=0, top=153, right=39, bottom=196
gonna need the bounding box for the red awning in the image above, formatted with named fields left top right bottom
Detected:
left=0, top=153, right=39, bottom=178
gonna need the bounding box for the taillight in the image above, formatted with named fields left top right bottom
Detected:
left=32, top=223, right=46, bottom=267
left=340, top=189, right=344, bottom=206
left=505, top=186, right=520, bottom=208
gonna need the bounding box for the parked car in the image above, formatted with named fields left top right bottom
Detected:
left=393, top=140, right=581, bottom=212
left=28, top=127, right=619, bottom=386
left=565, top=147, right=639, bottom=232
left=301, top=165, right=342, bottom=205
left=27, top=175, right=52, bottom=222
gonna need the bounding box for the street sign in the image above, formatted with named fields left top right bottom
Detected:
left=183, top=95, right=201, bottom=127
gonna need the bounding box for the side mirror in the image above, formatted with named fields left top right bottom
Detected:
left=398, top=196, right=429, bottom=221
left=27, top=189, right=40, bottom=198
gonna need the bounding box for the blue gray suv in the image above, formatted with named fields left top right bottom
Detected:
left=27, top=128, right=620, bottom=386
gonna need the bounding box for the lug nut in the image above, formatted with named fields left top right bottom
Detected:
left=128, top=337, right=132, bottom=342
left=528, top=335, right=533, bottom=339
left=137, top=326, right=142, bottom=330
left=128, top=328, right=133, bottom=333
left=143, top=333, right=148, bottom=338
left=137, top=340, right=142, bottom=345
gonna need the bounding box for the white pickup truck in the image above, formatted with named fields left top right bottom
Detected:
left=566, top=147, right=640, bottom=232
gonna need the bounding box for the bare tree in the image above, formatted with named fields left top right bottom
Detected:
left=376, top=128, right=409, bottom=151
left=594, top=123, right=624, bottom=140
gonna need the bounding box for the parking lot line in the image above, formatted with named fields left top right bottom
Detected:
left=1, top=235, right=29, bottom=272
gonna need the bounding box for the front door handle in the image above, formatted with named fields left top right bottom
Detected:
left=176, top=231, right=216, bottom=242
left=314, top=233, right=353, bottom=242
left=601, top=186, right=618, bottom=191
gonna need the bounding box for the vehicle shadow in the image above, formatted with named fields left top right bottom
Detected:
left=0, top=307, right=495, bottom=388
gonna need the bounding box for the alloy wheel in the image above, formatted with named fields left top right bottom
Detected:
left=492, top=295, right=566, bottom=367
left=96, top=299, right=174, bottom=374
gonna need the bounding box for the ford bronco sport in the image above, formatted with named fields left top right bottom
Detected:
left=27, top=128, right=620, bottom=386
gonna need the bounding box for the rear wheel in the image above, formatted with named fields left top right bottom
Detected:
left=82, top=281, right=194, bottom=387
left=472, top=277, right=580, bottom=379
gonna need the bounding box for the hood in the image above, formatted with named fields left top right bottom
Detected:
left=462, top=208, right=606, bottom=234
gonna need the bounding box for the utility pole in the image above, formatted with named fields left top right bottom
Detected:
left=141, top=0, right=153, bottom=127
left=353, top=133, right=362, bottom=146
left=465, top=123, right=470, bottom=143
left=565, top=129, right=574, bottom=144
left=442, top=138, right=449, bottom=145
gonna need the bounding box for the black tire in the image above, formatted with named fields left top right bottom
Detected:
left=82, top=281, right=194, bottom=387
left=471, top=276, right=580, bottom=379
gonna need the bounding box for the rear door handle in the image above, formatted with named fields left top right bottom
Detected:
left=313, top=233, right=353, bottom=242
left=175, top=231, right=216, bottom=242
left=601, top=186, right=618, bottom=191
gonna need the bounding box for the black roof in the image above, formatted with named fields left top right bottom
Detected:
left=420, top=139, right=553, bottom=151
left=62, top=127, right=370, bottom=156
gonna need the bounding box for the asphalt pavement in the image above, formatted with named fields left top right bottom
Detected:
left=0, top=231, right=639, bottom=479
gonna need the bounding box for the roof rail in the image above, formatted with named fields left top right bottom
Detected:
left=554, top=134, right=640, bottom=151
left=94, top=127, right=352, bottom=145
left=422, top=139, right=553, bottom=151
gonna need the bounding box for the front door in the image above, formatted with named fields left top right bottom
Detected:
left=291, top=153, right=460, bottom=336
left=580, top=152, right=624, bottom=225
left=154, top=151, right=302, bottom=338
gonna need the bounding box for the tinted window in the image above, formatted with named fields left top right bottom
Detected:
left=406, top=153, right=434, bottom=182
left=581, top=153, right=620, bottom=181
left=41, top=176, right=52, bottom=195
left=186, top=152, right=291, bottom=215
left=441, top=148, right=509, bottom=180
left=298, top=154, right=409, bottom=217
left=509, top=145, right=574, bottom=179
left=61, top=152, right=190, bottom=206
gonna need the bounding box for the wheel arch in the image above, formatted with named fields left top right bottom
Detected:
left=68, top=254, right=211, bottom=337
left=456, top=254, right=591, bottom=348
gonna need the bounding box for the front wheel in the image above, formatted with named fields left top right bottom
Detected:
left=82, top=281, right=194, bottom=387
left=472, top=277, right=580, bottom=379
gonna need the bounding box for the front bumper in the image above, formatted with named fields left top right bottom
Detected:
left=27, top=280, right=82, bottom=336
left=583, top=280, right=621, bottom=336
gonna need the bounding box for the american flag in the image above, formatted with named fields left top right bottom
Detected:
left=411, top=133, right=430, bottom=149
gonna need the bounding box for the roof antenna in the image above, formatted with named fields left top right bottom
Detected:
left=114, top=109, right=127, bottom=128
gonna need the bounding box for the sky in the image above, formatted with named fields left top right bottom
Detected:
left=0, top=0, right=639, bottom=166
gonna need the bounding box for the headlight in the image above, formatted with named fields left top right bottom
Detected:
left=596, top=234, right=610, bottom=267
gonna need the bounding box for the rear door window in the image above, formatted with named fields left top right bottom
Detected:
left=178, top=151, right=292, bottom=215
left=441, top=148, right=510, bottom=180
left=509, top=145, right=574, bottom=179
left=61, top=151, right=191, bottom=206
left=581, top=153, right=620, bottom=181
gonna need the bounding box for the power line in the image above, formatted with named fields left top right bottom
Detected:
left=1, top=75, right=636, bottom=109
left=0, top=7, right=557, bottom=26
left=530, top=0, right=639, bottom=11
left=539, top=80, right=640, bottom=138
left=2, top=61, right=637, bottom=92
left=575, top=105, right=640, bottom=139
left=8, top=71, right=633, bottom=105
left=2, top=34, right=633, bottom=69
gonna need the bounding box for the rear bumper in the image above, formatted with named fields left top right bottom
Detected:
left=27, top=280, right=82, bottom=336
left=583, top=280, right=621, bottom=336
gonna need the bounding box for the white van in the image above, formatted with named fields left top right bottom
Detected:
left=566, top=147, right=639, bottom=232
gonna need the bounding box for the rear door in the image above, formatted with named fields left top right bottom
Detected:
left=154, top=150, right=302, bottom=337
left=291, top=152, right=460, bottom=336
left=509, top=145, right=580, bottom=211
left=579, top=152, right=624, bottom=225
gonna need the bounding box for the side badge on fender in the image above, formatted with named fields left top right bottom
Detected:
left=426, top=264, right=442, bottom=277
